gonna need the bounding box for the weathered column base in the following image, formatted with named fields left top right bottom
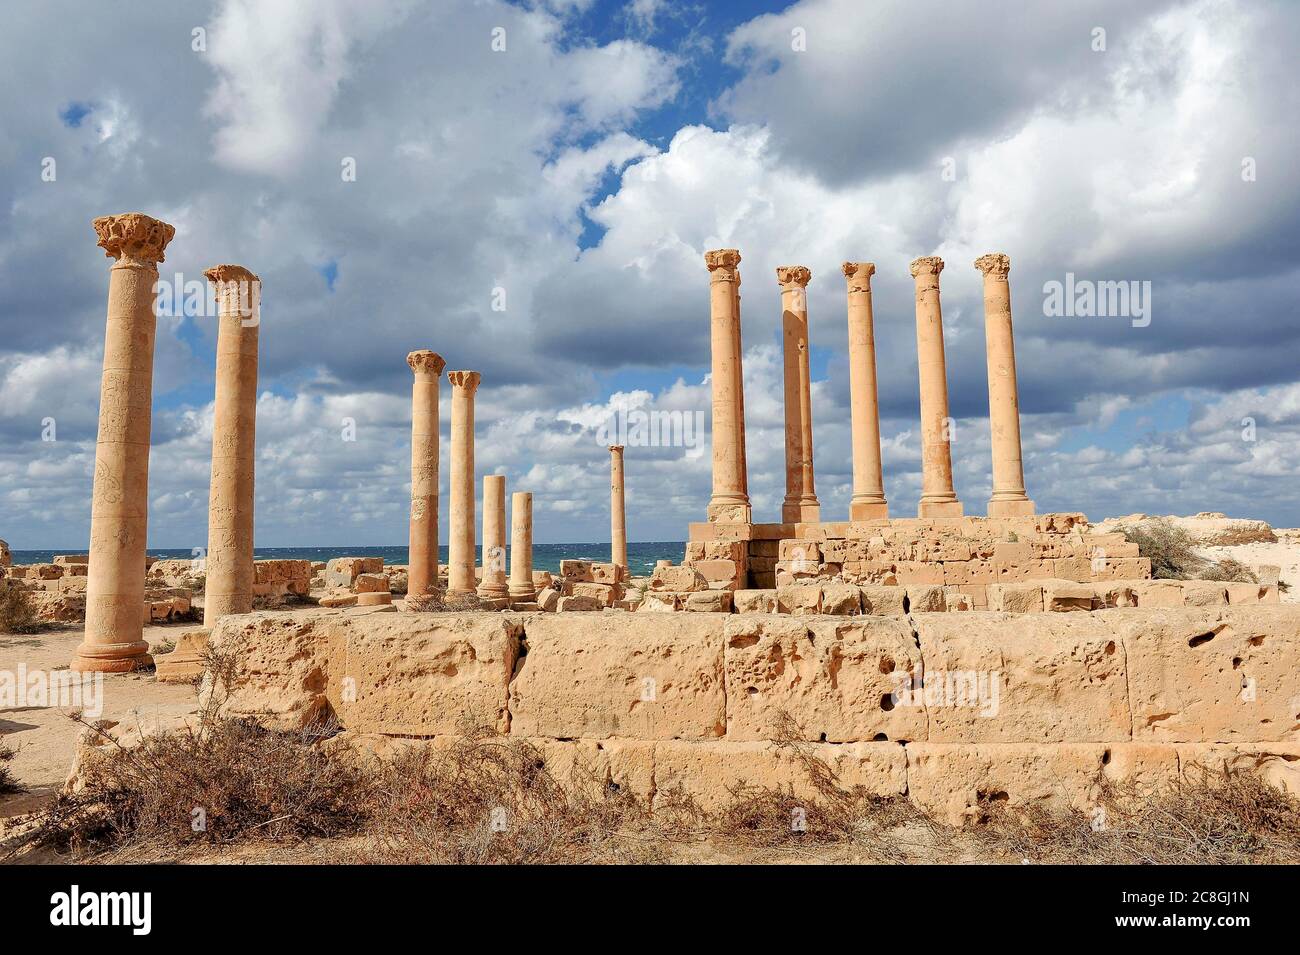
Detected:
left=988, top=497, right=1036, bottom=518
left=71, top=638, right=152, bottom=674
left=918, top=499, right=964, bottom=518
left=850, top=499, right=889, bottom=521
left=357, top=592, right=393, bottom=607
left=154, top=629, right=211, bottom=683
left=707, top=499, right=752, bottom=523
left=781, top=501, right=821, bottom=523
left=508, top=583, right=536, bottom=603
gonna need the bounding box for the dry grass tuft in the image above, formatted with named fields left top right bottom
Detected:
left=0, top=738, right=24, bottom=795
left=1120, top=519, right=1258, bottom=582
left=0, top=586, right=42, bottom=634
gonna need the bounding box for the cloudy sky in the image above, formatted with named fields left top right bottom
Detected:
left=1, top=0, right=1298, bottom=550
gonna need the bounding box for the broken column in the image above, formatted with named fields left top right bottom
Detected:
left=202, top=265, right=260, bottom=626
left=704, top=249, right=751, bottom=523
left=910, top=256, right=963, bottom=517
left=446, top=370, right=481, bottom=595
left=778, top=265, right=820, bottom=523
left=609, top=445, right=627, bottom=568
left=843, top=262, right=889, bottom=520
left=73, top=213, right=176, bottom=672
left=478, top=474, right=509, bottom=599
left=508, top=491, right=536, bottom=603
left=406, top=350, right=446, bottom=596
left=975, top=253, right=1035, bottom=517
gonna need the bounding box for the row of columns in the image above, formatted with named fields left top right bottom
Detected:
left=703, top=249, right=1034, bottom=525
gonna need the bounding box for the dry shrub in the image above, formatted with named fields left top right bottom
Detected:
left=405, top=588, right=481, bottom=612
left=0, top=586, right=41, bottom=634
left=979, top=767, right=1300, bottom=865
left=359, top=728, right=674, bottom=864
left=1120, top=519, right=1257, bottom=582
left=0, top=738, right=24, bottom=795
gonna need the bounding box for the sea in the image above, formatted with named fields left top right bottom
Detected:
left=10, top=541, right=686, bottom=578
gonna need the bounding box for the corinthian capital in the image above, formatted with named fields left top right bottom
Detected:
left=407, top=349, right=447, bottom=377
left=909, top=255, right=944, bottom=278
left=204, top=264, right=260, bottom=285
left=842, top=261, right=876, bottom=291
left=776, top=265, right=812, bottom=288
left=974, top=252, right=1011, bottom=278
left=447, top=370, right=481, bottom=393
left=92, top=212, right=176, bottom=266
left=704, top=248, right=741, bottom=271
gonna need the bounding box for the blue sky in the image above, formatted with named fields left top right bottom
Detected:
left=2, top=0, right=1299, bottom=549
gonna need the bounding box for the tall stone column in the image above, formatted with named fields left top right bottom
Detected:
left=843, top=262, right=888, bottom=520
left=704, top=249, right=751, bottom=523
left=609, top=445, right=627, bottom=568
left=910, top=256, right=963, bottom=517
left=446, top=370, right=481, bottom=594
left=508, top=491, right=535, bottom=602
left=778, top=266, right=820, bottom=523
left=73, top=213, right=175, bottom=672
left=202, top=265, right=260, bottom=626
left=478, top=474, right=508, bottom=598
left=976, top=253, right=1035, bottom=517
left=406, top=350, right=446, bottom=596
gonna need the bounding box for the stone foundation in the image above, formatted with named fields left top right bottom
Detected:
left=207, top=604, right=1300, bottom=824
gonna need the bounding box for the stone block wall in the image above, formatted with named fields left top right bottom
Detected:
left=209, top=604, right=1300, bottom=825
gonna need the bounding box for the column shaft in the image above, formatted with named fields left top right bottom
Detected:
left=446, top=370, right=480, bottom=594
left=910, top=256, right=963, bottom=517
left=479, top=474, right=508, bottom=597
left=976, top=253, right=1035, bottom=517
left=778, top=266, right=819, bottom=523
left=406, top=350, right=446, bottom=596
left=508, top=491, right=535, bottom=601
left=843, top=262, right=888, bottom=520
left=704, top=249, right=751, bottom=523
left=74, top=213, right=175, bottom=672
left=609, top=446, right=627, bottom=567
left=203, top=265, right=260, bottom=625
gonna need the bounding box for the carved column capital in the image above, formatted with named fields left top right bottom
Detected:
left=407, top=349, right=447, bottom=377
left=93, top=213, right=175, bottom=266
left=776, top=265, right=812, bottom=288
left=705, top=248, right=741, bottom=282
left=974, top=252, right=1011, bottom=278
left=842, top=261, right=876, bottom=291
left=909, top=255, right=944, bottom=278
left=447, top=370, right=481, bottom=393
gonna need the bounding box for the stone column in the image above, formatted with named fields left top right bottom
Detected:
left=704, top=249, right=751, bottom=523
left=478, top=474, right=509, bottom=598
left=406, top=350, right=446, bottom=596
left=508, top=491, right=535, bottom=602
left=976, top=253, right=1035, bottom=517
left=778, top=266, right=820, bottom=523
left=446, top=370, right=481, bottom=594
left=202, top=265, right=261, bottom=626
left=609, top=445, right=627, bottom=568
left=843, top=262, right=889, bottom=520
left=910, top=256, right=963, bottom=517
left=73, top=213, right=175, bottom=673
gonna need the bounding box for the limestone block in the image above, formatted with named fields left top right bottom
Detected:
left=942, top=560, right=996, bottom=586
left=356, top=592, right=392, bottom=607
left=1130, top=580, right=1185, bottom=607
left=1093, top=582, right=1138, bottom=609
left=906, top=742, right=1178, bottom=826
left=636, top=591, right=678, bottom=612
left=859, top=585, right=906, bottom=617
left=986, top=582, right=1043, bottom=614
left=915, top=612, right=1130, bottom=743
left=995, top=558, right=1055, bottom=583
left=1090, top=557, right=1153, bottom=581
left=559, top=559, right=594, bottom=582
left=329, top=612, right=520, bottom=735
left=526, top=737, right=656, bottom=800
left=651, top=740, right=906, bottom=812
left=591, top=562, right=623, bottom=585
left=325, top=556, right=384, bottom=588
left=820, top=584, right=863, bottom=615
left=1174, top=742, right=1300, bottom=796
left=353, top=573, right=389, bottom=594
left=1257, top=564, right=1281, bottom=586
left=571, top=581, right=616, bottom=606
left=693, top=558, right=741, bottom=590
left=1225, top=582, right=1263, bottom=605
left=1117, top=605, right=1300, bottom=743
left=509, top=613, right=725, bottom=740
left=32, top=563, right=63, bottom=580
left=906, top=585, right=946, bottom=613
left=776, top=585, right=822, bottom=615
left=1042, top=578, right=1094, bottom=612
left=943, top=590, right=973, bottom=611
left=1052, top=556, right=1093, bottom=582
left=895, top=562, right=945, bottom=585
left=318, top=591, right=358, bottom=608
left=650, top=565, right=706, bottom=593
left=723, top=616, right=925, bottom=743
left=684, top=590, right=732, bottom=612
left=1181, top=581, right=1228, bottom=606
left=535, top=587, right=560, bottom=612
left=558, top=594, right=603, bottom=612
left=733, top=589, right=778, bottom=614
left=778, top=539, right=821, bottom=564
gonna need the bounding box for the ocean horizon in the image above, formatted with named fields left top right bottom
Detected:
left=10, top=541, right=687, bottom=578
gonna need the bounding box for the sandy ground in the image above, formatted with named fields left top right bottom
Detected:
left=1199, top=530, right=1300, bottom=602
left=0, top=621, right=202, bottom=820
